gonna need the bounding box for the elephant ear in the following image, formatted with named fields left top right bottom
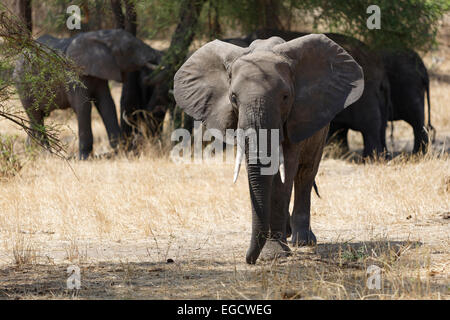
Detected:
left=174, top=40, right=248, bottom=137
left=274, top=34, right=364, bottom=143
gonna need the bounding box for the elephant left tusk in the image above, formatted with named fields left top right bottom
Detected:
left=279, top=144, right=285, bottom=184
left=233, top=144, right=244, bottom=184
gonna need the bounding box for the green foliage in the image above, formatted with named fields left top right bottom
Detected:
left=295, top=0, right=449, bottom=51
left=10, top=0, right=448, bottom=51
left=29, top=0, right=184, bottom=39
left=37, top=0, right=116, bottom=33
left=212, top=0, right=286, bottom=33
left=136, top=0, right=183, bottom=38
left=0, top=3, right=80, bottom=156
left=206, top=0, right=448, bottom=51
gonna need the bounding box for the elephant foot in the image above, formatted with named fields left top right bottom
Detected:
left=286, top=220, right=292, bottom=239
left=79, top=150, right=92, bottom=160
left=291, top=229, right=317, bottom=247
left=79, top=153, right=90, bottom=160
left=259, top=239, right=291, bottom=261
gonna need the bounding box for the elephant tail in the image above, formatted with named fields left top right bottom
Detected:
left=313, top=181, right=321, bottom=198
left=381, top=75, right=394, bottom=148
left=424, top=73, right=435, bottom=142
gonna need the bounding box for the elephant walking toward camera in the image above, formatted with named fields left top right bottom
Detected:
left=174, top=35, right=364, bottom=263
left=14, top=29, right=161, bottom=159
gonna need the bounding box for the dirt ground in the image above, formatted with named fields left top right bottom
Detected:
left=0, top=18, right=449, bottom=300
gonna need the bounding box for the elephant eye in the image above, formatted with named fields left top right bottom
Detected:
left=283, top=94, right=289, bottom=101
left=230, top=93, right=238, bottom=105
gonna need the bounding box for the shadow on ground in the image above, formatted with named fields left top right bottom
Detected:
left=1, top=239, right=443, bottom=300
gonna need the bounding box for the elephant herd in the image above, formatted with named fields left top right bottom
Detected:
left=14, top=28, right=433, bottom=160
left=13, top=29, right=435, bottom=264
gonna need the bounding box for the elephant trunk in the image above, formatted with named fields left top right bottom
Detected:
left=238, top=97, right=282, bottom=264
left=245, top=154, right=273, bottom=264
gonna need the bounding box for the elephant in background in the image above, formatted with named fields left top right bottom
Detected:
left=174, top=35, right=364, bottom=263
left=382, top=49, right=433, bottom=153
left=313, top=49, right=433, bottom=155
left=119, top=61, right=171, bottom=142
left=14, top=29, right=161, bottom=159
left=227, top=29, right=391, bottom=158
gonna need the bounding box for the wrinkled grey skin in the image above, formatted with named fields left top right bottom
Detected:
left=13, top=29, right=161, bottom=159
left=228, top=29, right=391, bottom=158
left=174, top=35, right=364, bottom=264
left=382, top=49, right=432, bottom=153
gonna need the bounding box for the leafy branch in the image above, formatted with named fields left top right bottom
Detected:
left=0, top=3, right=81, bottom=158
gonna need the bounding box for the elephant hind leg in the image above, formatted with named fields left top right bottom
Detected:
left=413, top=126, right=429, bottom=154
left=398, top=93, right=427, bottom=153
left=407, top=100, right=428, bottom=154
left=362, top=130, right=384, bottom=159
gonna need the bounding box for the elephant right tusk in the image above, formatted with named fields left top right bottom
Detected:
left=279, top=144, right=285, bottom=184
left=233, top=145, right=244, bottom=184
left=144, top=62, right=159, bottom=70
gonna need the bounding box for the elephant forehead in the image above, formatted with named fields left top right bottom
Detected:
left=231, top=53, right=293, bottom=95
left=249, top=36, right=285, bottom=51
left=233, top=52, right=291, bottom=75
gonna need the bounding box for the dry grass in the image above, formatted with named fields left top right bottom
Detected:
left=0, top=150, right=448, bottom=299
left=0, top=22, right=449, bottom=300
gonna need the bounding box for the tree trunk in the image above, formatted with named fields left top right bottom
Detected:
left=208, top=0, right=221, bottom=40
left=124, top=0, right=137, bottom=36
left=260, top=0, right=282, bottom=30
left=110, top=0, right=125, bottom=29
left=146, top=0, right=207, bottom=131
left=16, top=0, right=32, bottom=33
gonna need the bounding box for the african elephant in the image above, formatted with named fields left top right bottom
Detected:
left=173, top=35, right=364, bottom=264
left=316, top=49, right=432, bottom=155
left=119, top=63, right=171, bottom=141
left=382, top=49, right=433, bottom=153
left=228, top=29, right=391, bottom=158
left=13, top=29, right=161, bottom=159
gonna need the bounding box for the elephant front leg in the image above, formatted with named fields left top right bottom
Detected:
left=72, top=98, right=94, bottom=160
left=77, top=105, right=94, bottom=160
left=259, top=142, right=299, bottom=261
left=291, top=126, right=328, bottom=246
